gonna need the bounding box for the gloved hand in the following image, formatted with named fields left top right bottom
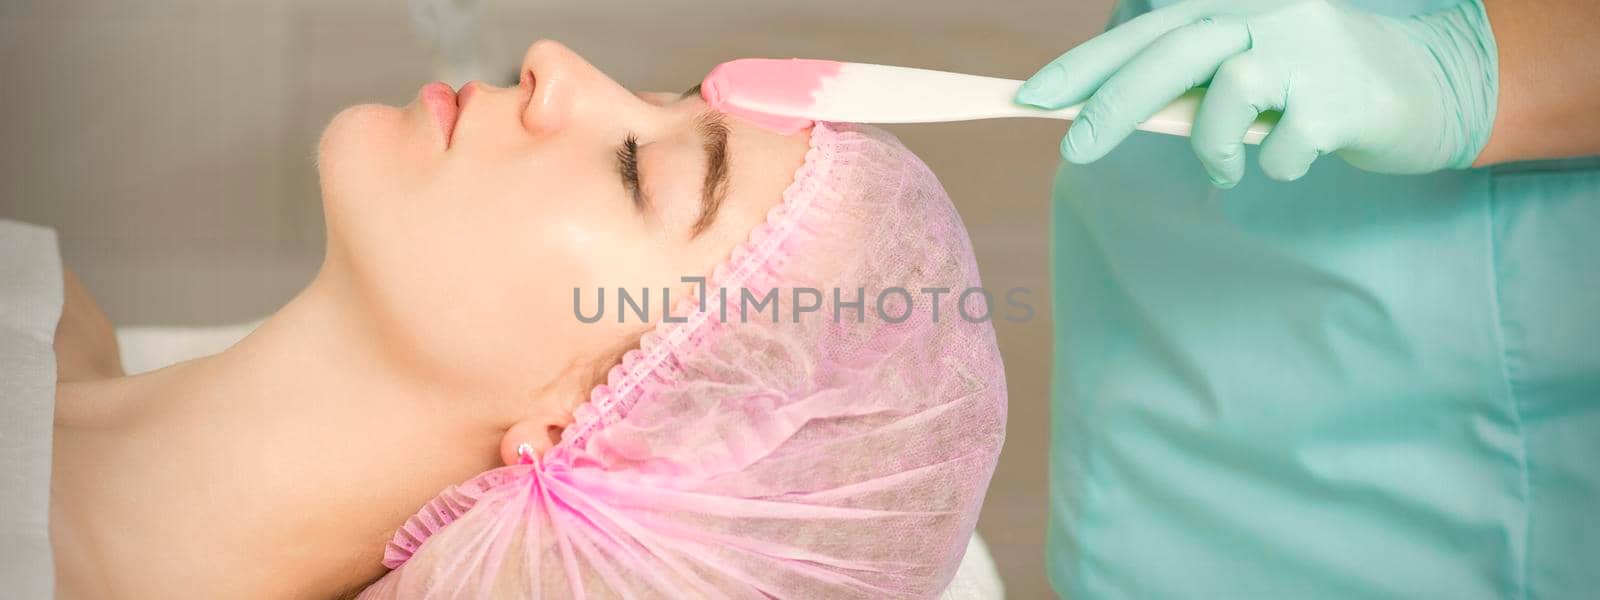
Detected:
left=1015, top=0, right=1499, bottom=188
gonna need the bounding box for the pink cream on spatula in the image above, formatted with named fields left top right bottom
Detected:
left=700, top=58, right=843, bottom=135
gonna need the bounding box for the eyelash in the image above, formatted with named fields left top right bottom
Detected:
left=616, top=134, right=644, bottom=208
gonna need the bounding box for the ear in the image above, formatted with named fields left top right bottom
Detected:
left=498, top=412, right=573, bottom=466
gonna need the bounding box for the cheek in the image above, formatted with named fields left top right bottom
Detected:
left=348, top=167, right=652, bottom=389
left=322, top=136, right=693, bottom=394
left=472, top=156, right=645, bottom=278
left=521, top=193, right=654, bottom=293
left=501, top=185, right=688, bottom=346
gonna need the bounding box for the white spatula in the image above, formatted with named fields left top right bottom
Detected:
left=701, top=58, right=1277, bottom=143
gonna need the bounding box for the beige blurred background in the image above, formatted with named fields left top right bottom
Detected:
left=1, top=0, right=1113, bottom=596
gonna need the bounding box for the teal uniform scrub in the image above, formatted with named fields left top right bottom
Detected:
left=1046, top=2, right=1600, bottom=597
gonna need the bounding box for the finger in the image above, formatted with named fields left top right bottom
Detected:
left=1190, top=51, right=1284, bottom=188
left=1016, top=0, right=1221, bottom=109
left=1258, top=110, right=1342, bottom=182
left=1061, top=15, right=1252, bottom=164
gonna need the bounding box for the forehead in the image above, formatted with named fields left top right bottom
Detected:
left=635, top=90, right=690, bottom=106
left=632, top=87, right=811, bottom=191
left=641, top=91, right=792, bottom=156
left=678, top=98, right=810, bottom=249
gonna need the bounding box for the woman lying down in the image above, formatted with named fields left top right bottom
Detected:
left=44, top=41, right=1007, bottom=598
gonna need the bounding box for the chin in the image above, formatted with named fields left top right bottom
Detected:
left=314, top=104, right=410, bottom=270
left=317, top=103, right=409, bottom=182
left=316, top=103, right=413, bottom=218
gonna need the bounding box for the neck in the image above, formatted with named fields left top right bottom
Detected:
left=52, top=274, right=506, bottom=599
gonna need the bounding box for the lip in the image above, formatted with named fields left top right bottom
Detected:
left=457, top=81, right=479, bottom=108
left=420, top=81, right=459, bottom=147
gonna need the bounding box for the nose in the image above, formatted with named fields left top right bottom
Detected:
left=518, top=40, right=635, bottom=135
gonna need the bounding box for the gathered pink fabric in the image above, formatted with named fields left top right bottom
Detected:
left=360, top=122, right=1007, bottom=599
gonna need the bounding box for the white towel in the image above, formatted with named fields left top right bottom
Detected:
left=0, top=220, right=64, bottom=599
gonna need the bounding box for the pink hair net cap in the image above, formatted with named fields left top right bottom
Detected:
left=360, top=122, right=1007, bottom=599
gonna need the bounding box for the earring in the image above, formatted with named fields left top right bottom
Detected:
left=516, top=442, right=536, bottom=465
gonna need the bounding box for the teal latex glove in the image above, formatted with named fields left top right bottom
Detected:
left=1016, top=0, right=1499, bottom=188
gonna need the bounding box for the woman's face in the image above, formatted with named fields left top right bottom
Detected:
left=315, top=40, right=809, bottom=403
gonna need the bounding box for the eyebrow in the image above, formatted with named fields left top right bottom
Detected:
left=689, top=109, right=731, bottom=238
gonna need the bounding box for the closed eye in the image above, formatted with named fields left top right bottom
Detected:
left=615, top=134, right=645, bottom=210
